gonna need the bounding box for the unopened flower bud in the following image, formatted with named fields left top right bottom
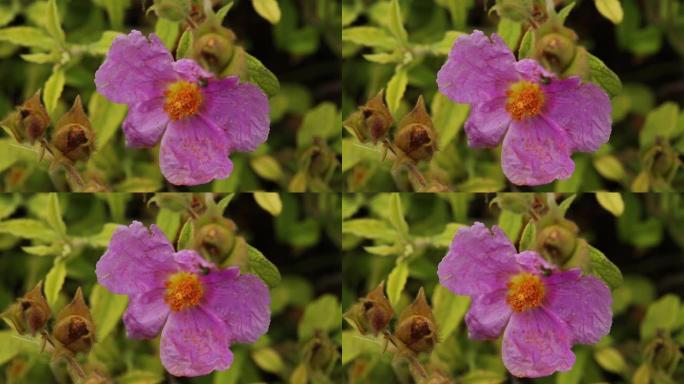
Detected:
left=537, top=221, right=578, bottom=266
left=53, top=287, right=96, bottom=355
left=361, top=90, right=393, bottom=144
left=303, top=333, right=337, bottom=371
left=537, top=32, right=577, bottom=74
left=301, top=143, right=336, bottom=178
left=52, top=96, right=94, bottom=163
left=394, top=96, right=437, bottom=163
left=644, top=143, right=679, bottom=179
left=344, top=282, right=393, bottom=335
left=152, top=0, right=191, bottom=22
left=645, top=335, right=680, bottom=371
left=20, top=90, right=51, bottom=144
left=1, top=281, right=51, bottom=335
left=192, top=25, right=237, bottom=74
left=394, top=287, right=437, bottom=354
left=195, top=218, right=237, bottom=264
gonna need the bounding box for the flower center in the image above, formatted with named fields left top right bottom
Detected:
left=506, top=273, right=545, bottom=312
left=163, top=81, right=203, bottom=121
left=164, top=272, right=203, bottom=312
left=505, top=80, right=545, bottom=121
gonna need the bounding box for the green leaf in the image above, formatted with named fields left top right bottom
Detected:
left=250, top=155, right=284, bottom=182
left=20, top=52, right=59, bottom=64
left=595, top=0, right=623, bottom=24
left=430, top=223, right=465, bottom=248
left=89, top=284, right=128, bottom=340
left=0, top=331, right=25, bottom=365
left=497, top=18, right=521, bottom=50
left=176, top=28, right=193, bottom=59
left=246, top=52, right=280, bottom=97
left=253, top=192, right=282, bottom=216
left=251, top=0, right=281, bottom=24
left=388, top=193, right=409, bottom=239
left=388, top=0, right=408, bottom=44
left=362, top=51, right=403, bottom=64
left=0, top=26, right=53, bottom=49
left=22, top=243, right=62, bottom=257
left=298, top=102, right=338, bottom=148
left=46, top=193, right=66, bottom=238
left=92, top=0, right=130, bottom=29
left=640, top=294, right=680, bottom=340
left=45, top=258, right=66, bottom=308
left=596, top=192, right=625, bottom=217
left=387, top=260, right=409, bottom=307
left=156, top=208, right=181, bottom=240
left=594, top=347, right=628, bottom=374
left=430, top=30, right=464, bottom=55
left=519, top=220, right=536, bottom=250
left=247, top=244, right=281, bottom=288
left=518, top=28, right=535, bottom=59
left=155, top=18, right=180, bottom=51
left=431, top=93, right=469, bottom=148
left=216, top=1, right=234, bottom=22
left=177, top=219, right=194, bottom=250
left=593, top=154, right=626, bottom=181
left=497, top=210, right=523, bottom=242
left=43, top=68, right=65, bottom=115
left=116, top=370, right=164, bottom=384
left=86, top=223, right=119, bottom=248
left=88, top=92, right=128, bottom=148
left=588, top=53, right=622, bottom=97
left=217, top=194, right=235, bottom=214
left=0, top=219, right=57, bottom=242
left=46, top=0, right=65, bottom=45
left=0, top=1, right=19, bottom=28
left=298, top=295, right=340, bottom=342
left=386, top=66, right=408, bottom=116
left=588, top=244, right=623, bottom=289
left=640, top=102, right=679, bottom=149
left=558, top=194, right=577, bottom=216
left=252, top=347, right=285, bottom=374
left=342, top=219, right=397, bottom=242
left=432, top=285, right=470, bottom=341
left=87, top=31, right=122, bottom=55
left=558, top=1, right=576, bottom=23
left=342, top=27, right=397, bottom=50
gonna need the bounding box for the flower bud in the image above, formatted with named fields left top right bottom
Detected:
left=537, top=32, right=577, bottom=74
left=301, top=143, right=336, bottom=178
left=394, top=96, right=437, bottom=163
left=394, top=287, right=437, bottom=354
left=1, top=281, right=51, bottom=335
left=302, top=333, right=338, bottom=371
left=536, top=221, right=578, bottom=266
left=195, top=217, right=237, bottom=264
left=644, top=335, right=680, bottom=371
left=51, top=96, right=95, bottom=163
left=191, top=24, right=237, bottom=74
left=152, top=0, right=192, bottom=22
left=2, top=91, right=51, bottom=144
left=344, top=282, right=393, bottom=335
left=53, top=287, right=96, bottom=355
left=644, top=143, right=679, bottom=180
left=361, top=90, right=393, bottom=144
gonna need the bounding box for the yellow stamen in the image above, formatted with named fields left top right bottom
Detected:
left=163, top=81, right=203, bottom=121
left=506, top=273, right=545, bottom=312
left=164, top=272, right=203, bottom=312
left=505, top=80, right=545, bottom=121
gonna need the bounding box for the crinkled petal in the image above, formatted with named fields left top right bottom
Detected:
left=95, top=30, right=175, bottom=105
left=465, top=97, right=511, bottom=147
left=160, top=307, right=233, bottom=377
left=515, top=251, right=555, bottom=273
left=172, top=59, right=214, bottom=82
left=514, top=59, right=556, bottom=82
left=173, top=250, right=216, bottom=274
left=123, top=288, right=169, bottom=339
left=501, top=116, right=575, bottom=186
left=159, top=116, right=233, bottom=185
left=437, top=30, right=517, bottom=104
left=465, top=289, right=512, bottom=339
left=201, top=268, right=271, bottom=344
left=96, top=221, right=176, bottom=295
left=122, top=97, right=168, bottom=148
left=544, top=269, right=612, bottom=344
left=502, top=308, right=575, bottom=378
left=200, top=77, right=270, bottom=152
left=438, top=222, right=520, bottom=296
left=543, top=77, right=612, bottom=152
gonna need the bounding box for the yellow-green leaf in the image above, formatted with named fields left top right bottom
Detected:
left=387, top=260, right=408, bottom=307
left=44, top=68, right=65, bottom=115
left=595, top=0, right=623, bottom=24
left=253, top=192, right=282, bottom=216
left=251, top=0, right=281, bottom=24
left=89, top=284, right=128, bottom=340
left=46, top=0, right=65, bottom=45
left=386, top=66, right=408, bottom=116
left=596, top=192, right=624, bottom=216
left=45, top=258, right=67, bottom=308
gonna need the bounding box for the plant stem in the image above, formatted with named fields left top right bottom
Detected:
left=381, top=139, right=428, bottom=190
left=383, top=331, right=429, bottom=382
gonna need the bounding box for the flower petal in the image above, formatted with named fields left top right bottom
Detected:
left=200, top=76, right=270, bottom=152
left=173, top=250, right=216, bottom=274
left=543, top=77, right=612, bottom=152
left=501, top=116, right=575, bottom=186
left=201, top=268, right=271, bottom=344
left=438, top=222, right=519, bottom=296
left=95, top=30, right=175, bottom=105
left=172, top=59, right=214, bottom=82
left=514, top=59, right=556, bottom=82
left=160, top=307, right=233, bottom=377
left=95, top=221, right=176, bottom=295
left=437, top=30, right=517, bottom=104
left=466, top=289, right=512, bottom=339
left=515, top=251, right=555, bottom=273
left=123, top=288, right=169, bottom=339
left=544, top=269, right=612, bottom=344
left=464, top=97, right=511, bottom=147
left=159, top=116, right=233, bottom=185
left=122, top=97, right=168, bottom=148
left=502, top=308, right=575, bottom=378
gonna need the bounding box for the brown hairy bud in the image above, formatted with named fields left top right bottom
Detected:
left=52, top=96, right=94, bottom=162
left=361, top=90, right=393, bottom=144
left=394, top=287, right=437, bottom=354
left=20, top=91, right=51, bottom=144
left=53, top=287, right=96, bottom=354
left=1, top=281, right=51, bottom=335
left=394, top=96, right=437, bottom=163
left=344, top=282, right=394, bottom=335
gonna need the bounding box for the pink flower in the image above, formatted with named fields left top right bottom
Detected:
left=95, top=221, right=270, bottom=377
left=95, top=30, right=270, bottom=186
left=437, top=222, right=612, bottom=377
left=437, top=31, right=612, bottom=186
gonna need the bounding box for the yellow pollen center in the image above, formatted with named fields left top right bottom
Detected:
left=164, top=81, right=203, bottom=121
left=164, top=272, right=203, bottom=312
left=505, top=81, right=545, bottom=121
left=506, top=273, right=545, bottom=312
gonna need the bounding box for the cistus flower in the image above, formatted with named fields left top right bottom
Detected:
left=95, top=221, right=270, bottom=377
left=437, top=31, right=612, bottom=185
left=94, top=30, right=270, bottom=185
left=437, top=222, right=613, bottom=378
